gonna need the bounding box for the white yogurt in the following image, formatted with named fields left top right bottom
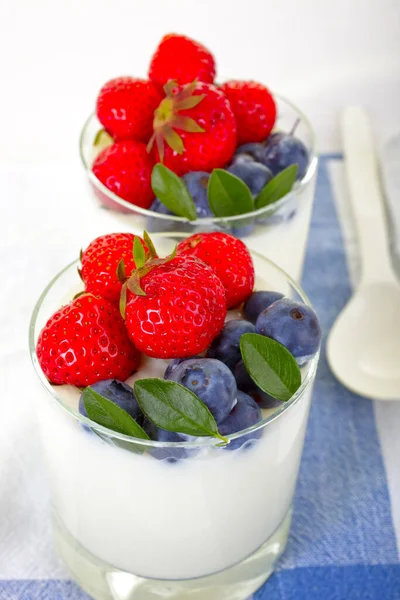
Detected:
left=38, top=381, right=311, bottom=581
left=34, top=248, right=316, bottom=581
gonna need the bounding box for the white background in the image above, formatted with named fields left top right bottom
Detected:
left=1, top=0, right=400, bottom=163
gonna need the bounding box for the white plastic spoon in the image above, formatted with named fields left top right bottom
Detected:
left=327, top=107, right=400, bottom=400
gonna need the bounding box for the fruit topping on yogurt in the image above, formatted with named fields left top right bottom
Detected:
left=36, top=232, right=321, bottom=456
left=88, top=33, right=309, bottom=228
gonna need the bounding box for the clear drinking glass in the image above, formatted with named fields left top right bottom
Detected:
left=29, top=243, right=319, bottom=600
left=79, top=94, right=318, bottom=282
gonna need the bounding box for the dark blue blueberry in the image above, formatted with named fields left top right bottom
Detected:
left=182, top=171, right=212, bottom=218
left=207, top=320, right=255, bottom=371
left=146, top=198, right=177, bottom=233
left=142, top=417, right=158, bottom=440
left=233, top=143, right=265, bottom=163
left=243, top=291, right=284, bottom=324
left=166, top=358, right=237, bottom=424
left=219, top=391, right=262, bottom=450
left=150, top=427, right=195, bottom=463
left=255, top=298, right=322, bottom=364
left=262, top=133, right=309, bottom=180
left=164, top=356, right=200, bottom=379
left=79, top=379, right=142, bottom=422
left=234, top=360, right=281, bottom=409
left=227, top=161, right=273, bottom=197
left=147, top=172, right=213, bottom=233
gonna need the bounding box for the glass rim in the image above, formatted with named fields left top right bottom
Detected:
left=29, top=249, right=319, bottom=449
left=79, top=92, right=318, bottom=223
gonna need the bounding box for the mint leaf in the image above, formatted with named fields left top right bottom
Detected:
left=134, top=378, right=227, bottom=442
left=151, top=164, right=197, bottom=221
left=133, top=237, right=145, bottom=268
left=208, top=169, right=253, bottom=217
left=255, top=164, right=298, bottom=210
left=240, top=333, right=301, bottom=401
left=82, top=387, right=150, bottom=439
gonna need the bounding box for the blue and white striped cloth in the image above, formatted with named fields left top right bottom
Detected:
left=1, top=156, right=399, bottom=599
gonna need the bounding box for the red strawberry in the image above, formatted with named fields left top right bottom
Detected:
left=177, top=232, right=255, bottom=308
left=36, top=294, right=140, bottom=387
left=149, top=81, right=236, bottom=176
left=92, top=140, right=154, bottom=208
left=96, top=77, right=163, bottom=142
left=81, top=233, right=149, bottom=304
left=148, top=33, right=216, bottom=88
left=219, top=81, right=276, bottom=145
left=123, top=254, right=226, bottom=358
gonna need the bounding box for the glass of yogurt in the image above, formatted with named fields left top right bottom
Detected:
left=80, top=95, right=318, bottom=282
left=30, top=239, right=319, bottom=600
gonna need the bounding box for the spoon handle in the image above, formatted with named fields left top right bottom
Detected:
left=341, top=107, right=394, bottom=284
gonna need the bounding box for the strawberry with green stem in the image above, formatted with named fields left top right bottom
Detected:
left=147, top=80, right=237, bottom=176
left=118, top=232, right=227, bottom=359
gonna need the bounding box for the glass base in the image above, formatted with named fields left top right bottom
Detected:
left=54, top=509, right=292, bottom=600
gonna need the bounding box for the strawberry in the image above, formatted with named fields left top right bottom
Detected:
left=148, top=33, right=216, bottom=88
left=123, top=253, right=226, bottom=359
left=80, top=233, right=149, bottom=304
left=96, top=77, right=163, bottom=142
left=177, top=232, right=255, bottom=308
left=92, top=140, right=154, bottom=208
left=148, top=81, right=236, bottom=176
left=36, top=294, right=140, bottom=387
left=219, top=81, right=276, bottom=145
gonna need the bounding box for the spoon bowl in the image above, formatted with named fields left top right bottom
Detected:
left=327, top=107, right=400, bottom=400
left=327, top=282, right=400, bottom=399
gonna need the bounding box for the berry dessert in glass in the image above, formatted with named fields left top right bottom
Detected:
left=30, top=231, right=321, bottom=600
left=79, top=33, right=318, bottom=282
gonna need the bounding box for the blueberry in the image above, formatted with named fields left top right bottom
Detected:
left=147, top=172, right=213, bottom=233
left=227, top=161, right=273, bottom=197
left=219, top=391, right=262, bottom=450
left=234, top=360, right=281, bottom=409
left=150, top=427, right=194, bottom=463
left=166, top=358, right=237, bottom=424
left=255, top=298, right=322, bottom=364
left=142, top=417, right=158, bottom=439
left=79, top=379, right=142, bottom=422
left=233, top=143, right=265, bottom=163
left=262, top=133, right=309, bottom=180
left=147, top=198, right=177, bottom=233
left=164, top=356, right=200, bottom=379
left=182, top=171, right=212, bottom=218
left=243, top=291, right=284, bottom=324
left=207, top=320, right=255, bottom=371
left=142, top=417, right=195, bottom=463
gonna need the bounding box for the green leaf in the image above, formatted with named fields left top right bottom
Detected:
left=151, top=164, right=197, bottom=221
left=82, top=387, right=150, bottom=439
left=255, top=164, right=298, bottom=210
left=133, top=237, right=145, bottom=269
left=143, top=230, right=157, bottom=259
left=116, top=258, right=126, bottom=283
left=134, top=378, right=228, bottom=442
left=207, top=169, right=253, bottom=217
left=93, top=129, right=113, bottom=151
left=240, top=333, right=301, bottom=402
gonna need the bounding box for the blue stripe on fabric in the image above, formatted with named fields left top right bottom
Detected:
left=0, top=579, right=90, bottom=599
left=254, top=565, right=400, bottom=600
left=279, top=158, right=398, bottom=568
